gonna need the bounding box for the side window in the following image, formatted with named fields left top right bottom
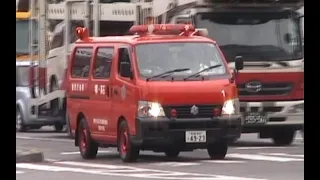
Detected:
left=117, top=48, right=132, bottom=77
left=71, top=47, right=93, bottom=78
left=93, top=47, right=114, bottom=79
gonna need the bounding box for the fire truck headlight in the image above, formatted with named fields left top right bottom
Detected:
left=138, top=101, right=165, bottom=118
left=287, top=103, right=304, bottom=114
left=222, top=98, right=240, bottom=115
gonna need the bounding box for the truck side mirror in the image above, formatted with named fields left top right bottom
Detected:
left=235, top=56, right=244, bottom=71
left=120, top=62, right=133, bottom=79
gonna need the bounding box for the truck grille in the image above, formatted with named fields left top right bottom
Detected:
left=162, top=104, right=222, bottom=119
left=238, top=82, right=293, bottom=97
left=240, top=106, right=283, bottom=113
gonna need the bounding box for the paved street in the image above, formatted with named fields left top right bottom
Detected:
left=16, top=127, right=304, bottom=180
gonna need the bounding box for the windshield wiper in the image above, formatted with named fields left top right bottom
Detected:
left=146, top=68, right=190, bottom=81
left=183, top=64, right=222, bottom=80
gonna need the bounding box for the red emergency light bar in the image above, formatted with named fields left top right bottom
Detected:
left=76, top=27, right=90, bottom=41
left=129, top=24, right=196, bottom=36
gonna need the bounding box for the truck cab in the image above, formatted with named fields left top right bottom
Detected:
left=67, top=24, right=242, bottom=162
left=168, top=0, right=304, bottom=145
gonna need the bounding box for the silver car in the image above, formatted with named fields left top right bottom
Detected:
left=16, top=61, right=66, bottom=132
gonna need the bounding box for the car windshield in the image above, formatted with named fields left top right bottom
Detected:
left=16, top=66, right=30, bottom=86
left=16, top=20, right=38, bottom=55
left=136, top=42, right=227, bottom=80
left=195, top=11, right=303, bottom=62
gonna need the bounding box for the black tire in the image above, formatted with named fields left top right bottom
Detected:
left=272, top=129, right=296, bottom=146
left=54, top=124, right=64, bottom=132
left=50, top=78, right=59, bottom=116
left=78, top=119, right=98, bottom=159
left=207, top=141, right=228, bottom=160
left=118, top=121, right=139, bottom=162
left=164, top=148, right=180, bottom=158
left=16, top=108, right=27, bottom=132
left=66, top=112, right=73, bottom=138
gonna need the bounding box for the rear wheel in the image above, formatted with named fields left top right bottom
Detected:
left=164, top=148, right=180, bottom=158
left=54, top=124, right=64, bottom=132
left=272, top=129, right=295, bottom=146
left=118, top=121, right=139, bottom=162
left=207, top=141, right=228, bottom=160
left=78, top=119, right=98, bottom=159
left=16, top=109, right=26, bottom=132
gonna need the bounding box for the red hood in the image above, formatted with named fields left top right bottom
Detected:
left=138, top=79, right=237, bottom=105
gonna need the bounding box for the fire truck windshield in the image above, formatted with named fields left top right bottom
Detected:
left=195, top=11, right=303, bottom=62
left=136, top=42, right=227, bottom=80
left=16, top=20, right=38, bottom=55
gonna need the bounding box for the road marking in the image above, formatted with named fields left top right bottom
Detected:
left=156, top=162, right=200, bottom=167
left=259, top=153, right=304, bottom=158
left=200, top=160, right=246, bottom=164
left=16, top=136, right=73, bottom=143
left=227, top=153, right=303, bottom=162
left=16, top=161, right=265, bottom=180
left=234, top=146, right=298, bottom=150
left=16, top=171, right=24, bottom=174
left=60, top=150, right=111, bottom=155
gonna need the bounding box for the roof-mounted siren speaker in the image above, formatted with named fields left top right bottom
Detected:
left=195, top=28, right=209, bottom=37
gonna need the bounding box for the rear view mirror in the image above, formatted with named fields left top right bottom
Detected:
left=234, top=56, right=243, bottom=71
left=120, top=62, right=133, bottom=79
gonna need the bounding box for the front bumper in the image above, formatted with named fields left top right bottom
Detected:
left=240, top=100, right=304, bottom=131
left=131, top=115, right=242, bottom=150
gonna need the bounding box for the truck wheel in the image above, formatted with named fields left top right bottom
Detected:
left=66, top=113, right=73, bottom=138
left=78, top=119, right=98, bottom=159
left=207, top=141, right=228, bottom=160
left=118, top=121, right=139, bottom=162
left=50, top=78, right=59, bottom=116
left=164, top=148, right=180, bottom=158
left=272, top=129, right=295, bottom=146
left=54, top=124, right=64, bottom=132
left=16, top=109, right=26, bottom=132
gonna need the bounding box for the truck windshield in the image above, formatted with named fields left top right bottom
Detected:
left=195, top=11, right=303, bottom=62
left=16, top=20, right=38, bottom=55
left=136, top=42, right=227, bottom=79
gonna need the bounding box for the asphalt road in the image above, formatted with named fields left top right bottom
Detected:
left=16, top=127, right=304, bottom=180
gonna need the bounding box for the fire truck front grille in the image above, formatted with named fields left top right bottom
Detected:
left=162, top=104, right=222, bottom=119
left=238, top=82, right=293, bottom=97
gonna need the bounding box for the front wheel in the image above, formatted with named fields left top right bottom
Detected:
left=78, top=119, right=98, bottom=159
left=16, top=109, right=26, bottom=132
left=118, top=121, right=139, bottom=162
left=207, top=141, right=228, bottom=160
left=272, top=129, right=296, bottom=146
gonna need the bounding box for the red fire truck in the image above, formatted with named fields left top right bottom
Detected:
left=67, top=24, right=242, bottom=162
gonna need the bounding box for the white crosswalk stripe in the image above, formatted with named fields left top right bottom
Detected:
left=16, top=161, right=264, bottom=180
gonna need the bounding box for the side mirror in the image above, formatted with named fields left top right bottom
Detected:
left=234, top=56, right=243, bottom=71
left=120, top=62, right=133, bottom=79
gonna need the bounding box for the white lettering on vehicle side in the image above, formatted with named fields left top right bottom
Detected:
left=93, top=118, right=108, bottom=131
left=71, top=83, right=85, bottom=92
left=94, top=84, right=106, bottom=95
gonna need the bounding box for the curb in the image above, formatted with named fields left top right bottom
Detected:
left=16, top=148, right=44, bottom=163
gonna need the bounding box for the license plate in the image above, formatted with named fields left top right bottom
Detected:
left=244, top=112, right=268, bottom=125
left=185, top=131, right=206, bottom=143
